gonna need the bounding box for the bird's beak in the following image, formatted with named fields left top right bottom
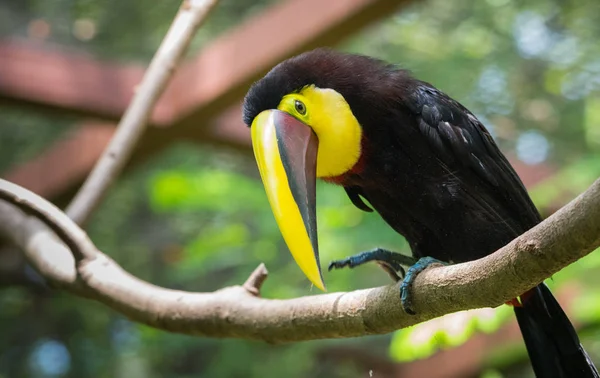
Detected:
left=251, top=109, right=325, bottom=291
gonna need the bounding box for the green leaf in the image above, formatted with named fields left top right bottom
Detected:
left=389, top=307, right=512, bottom=362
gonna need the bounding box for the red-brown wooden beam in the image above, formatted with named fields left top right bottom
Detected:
left=0, top=0, right=410, bottom=127
left=0, top=41, right=173, bottom=124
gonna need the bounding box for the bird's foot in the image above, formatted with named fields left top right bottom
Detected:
left=400, top=257, right=448, bottom=315
left=328, top=248, right=417, bottom=282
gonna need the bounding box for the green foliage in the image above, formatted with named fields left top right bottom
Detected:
left=481, top=370, right=505, bottom=378
left=150, top=169, right=267, bottom=213
left=389, top=307, right=513, bottom=362
left=0, top=106, right=75, bottom=172
left=530, top=154, right=600, bottom=210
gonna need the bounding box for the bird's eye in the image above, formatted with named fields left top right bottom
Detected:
left=294, top=100, right=307, bottom=115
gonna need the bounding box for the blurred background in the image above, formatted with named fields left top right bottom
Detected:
left=1, top=0, right=600, bottom=377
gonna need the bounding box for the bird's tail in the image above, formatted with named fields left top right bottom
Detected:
left=514, top=283, right=599, bottom=378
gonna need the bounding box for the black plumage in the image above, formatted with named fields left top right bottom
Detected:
left=243, top=48, right=598, bottom=377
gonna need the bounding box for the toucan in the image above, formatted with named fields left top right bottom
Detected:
left=242, top=48, right=598, bottom=377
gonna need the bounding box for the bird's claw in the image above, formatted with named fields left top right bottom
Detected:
left=400, top=256, right=448, bottom=315
left=327, top=257, right=355, bottom=271
left=328, top=248, right=416, bottom=274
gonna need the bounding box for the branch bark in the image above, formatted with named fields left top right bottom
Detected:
left=65, top=0, right=218, bottom=227
left=0, top=177, right=598, bottom=343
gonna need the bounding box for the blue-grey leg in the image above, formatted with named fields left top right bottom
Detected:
left=400, top=256, right=448, bottom=315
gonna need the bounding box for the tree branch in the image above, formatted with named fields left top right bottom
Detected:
left=0, top=183, right=97, bottom=261
left=0, top=177, right=598, bottom=342
left=65, top=0, right=218, bottom=227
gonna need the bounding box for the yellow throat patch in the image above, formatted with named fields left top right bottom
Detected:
left=277, top=86, right=362, bottom=178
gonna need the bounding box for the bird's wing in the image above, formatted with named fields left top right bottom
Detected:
left=407, top=83, right=542, bottom=229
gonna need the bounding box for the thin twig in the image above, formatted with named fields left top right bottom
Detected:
left=0, top=178, right=599, bottom=342
left=65, top=0, right=219, bottom=227
left=243, top=263, right=269, bottom=296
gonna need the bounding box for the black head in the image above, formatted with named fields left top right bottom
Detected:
left=242, top=48, right=416, bottom=127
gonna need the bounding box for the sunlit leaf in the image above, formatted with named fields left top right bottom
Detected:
left=389, top=307, right=512, bottom=362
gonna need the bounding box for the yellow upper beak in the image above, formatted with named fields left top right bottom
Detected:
left=251, top=109, right=325, bottom=291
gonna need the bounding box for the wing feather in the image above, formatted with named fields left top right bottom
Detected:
left=407, top=84, right=541, bottom=229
